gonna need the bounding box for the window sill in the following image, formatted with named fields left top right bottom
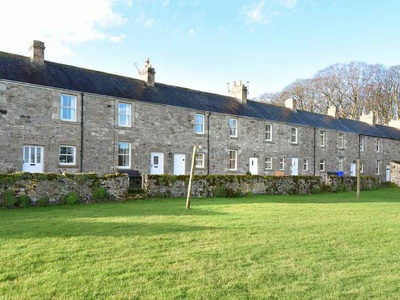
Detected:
left=118, top=166, right=131, bottom=170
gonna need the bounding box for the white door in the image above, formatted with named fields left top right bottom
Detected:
left=150, top=152, right=164, bottom=175
left=386, top=165, right=391, bottom=181
left=173, top=154, right=185, bottom=175
left=350, top=163, right=356, bottom=177
left=23, top=146, right=44, bottom=173
left=291, top=158, right=298, bottom=176
left=249, top=157, right=258, bottom=175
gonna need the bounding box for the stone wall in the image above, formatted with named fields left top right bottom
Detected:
left=390, top=161, right=400, bottom=186
left=0, top=172, right=129, bottom=205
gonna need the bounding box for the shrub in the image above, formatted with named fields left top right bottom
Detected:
left=3, top=189, right=16, bottom=208
left=37, top=197, right=49, bottom=207
left=214, top=185, right=243, bottom=198
left=65, top=192, right=80, bottom=205
left=92, top=186, right=109, bottom=202
left=17, top=195, right=31, bottom=208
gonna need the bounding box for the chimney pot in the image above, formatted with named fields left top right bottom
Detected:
left=139, top=58, right=156, bottom=86
left=29, top=40, right=45, bottom=64
left=359, top=111, right=376, bottom=126
left=230, top=80, right=247, bottom=105
left=327, top=105, right=338, bottom=118
left=284, top=97, right=297, bottom=111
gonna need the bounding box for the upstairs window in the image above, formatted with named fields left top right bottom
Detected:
left=265, top=124, right=272, bottom=141
left=303, top=159, right=309, bottom=171
left=118, top=142, right=131, bottom=169
left=265, top=157, right=272, bottom=170
left=279, top=158, right=285, bottom=170
left=291, top=128, right=298, bottom=144
left=229, top=118, right=237, bottom=137
left=195, top=114, right=204, bottom=134
left=376, top=160, right=381, bottom=175
left=360, top=136, right=365, bottom=152
left=360, top=162, right=364, bottom=174
left=60, top=95, right=76, bottom=121
left=376, top=139, right=381, bottom=152
left=338, top=133, right=344, bottom=149
left=118, top=103, right=131, bottom=127
left=229, top=150, right=237, bottom=170
left=320, top=131, right=326, bottom=147
left=59, top=146, right=76, bottom=165
left=195, top=153, right=205, bottom=168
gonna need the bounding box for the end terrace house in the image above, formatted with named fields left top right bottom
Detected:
left=1, top=41, right=400, bottom=181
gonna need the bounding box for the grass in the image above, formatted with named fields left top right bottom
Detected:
left=1, top=187, right=400, bottom=299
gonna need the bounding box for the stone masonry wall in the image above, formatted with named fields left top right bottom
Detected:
left=0, top=172, right=129, bottom=205
left=390, top=161, right=400, bottom=186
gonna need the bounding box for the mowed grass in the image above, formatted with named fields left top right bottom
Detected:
left=1, top=188, right=400, bottom=299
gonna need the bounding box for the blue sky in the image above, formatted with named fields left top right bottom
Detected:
left=2, top=0, right=400, bottom=98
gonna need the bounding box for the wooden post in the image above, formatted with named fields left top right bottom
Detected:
left=356, top=158, right=361, bottom=200
left=186, top=146, right=197, bottom=209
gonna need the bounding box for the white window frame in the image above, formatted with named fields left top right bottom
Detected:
left=279, top=158, right=285, bottom=171
left=303, top=159, right=309, bottom=171
left=229, top=150, right=237, bottom=171
left=118, top=103, right=131, bottom=127
left=376, top=160, right=381, bottom=175
left=291, top=127, right=298, bottom=144
left=320, top=160, right=325, bottom=172
left=360, top=136, right=365, bottom=152
left=60, top=94, right=76, bottom=122
left=118, top=142, right=131, bottom=169
left=320, top=131, right=326, bottom=147
left=376, top=139, right=381, bottom=152
left=265, top=157, right=272, bottom=170
left=265, top=124, right=272, bottom=141
left=195, top=114, right=205, bottom=134
left=360, top=162, right=364, bottom=174
left=229, top=118, right=238, bottom=137
left=195, top=153, right=205, bottom=168
left=338, top=158, right=343, bottom=172
left=59, top=145, right=76, bottom=166
left=338, top=133, right=344, bottom=149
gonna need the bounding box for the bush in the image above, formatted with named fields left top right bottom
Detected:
left=17, top=195, right=31, bottom=208
left=214, top=185, right=243, bottom=198
left=92, top=186, right=109, bottom=202
left=65, top=192, right=80, bottom=205
left=37, top=197, right=49, bottom=207
left=3, top=189, right=16, bottom=208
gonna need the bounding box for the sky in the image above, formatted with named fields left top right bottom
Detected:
left=1, top=0, right=400, bottom=99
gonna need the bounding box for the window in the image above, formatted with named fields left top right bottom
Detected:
left=303, top=159, right=309, bottom=171
left=59, top=146, right=75, bottom=165
left=265, top=124, right=272, bottom=141
left=265, top=157, right=272, bottom=170
left=195, top=114, right=204, bottom=134
left=291, top=128, right=298, bottom=144
left=60, top=95, right=76, bottom=121
left=360, top=162, right=364, bottom=174
left=229, top=118, right=237, bottom=137
left=229, top=150, right=237, bottom=170
left=279, top=158, right=285, bottom=170
left=118, top=142, right=130, bottom=168
left=319, top=160, right=325, bottom=171
left=118, top=103, right=131, bottom=127
left=360, top=136, right=365, bottom=152
left=320, top=131, right=326, bottom=147
left=376, top=139, right=381, bottom=152
left=195, top=153, right=205, bottom=168
left=338, top=133, right=344, bottom=149
left=338, top=158, right=343, bottom=172
left=376, top=160, right=381, bottom=175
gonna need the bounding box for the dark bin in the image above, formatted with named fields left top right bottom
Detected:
left=118, top=170, right=142, bottom=189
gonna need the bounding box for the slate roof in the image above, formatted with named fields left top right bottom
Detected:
left=1, top=51, right=400, bottom=140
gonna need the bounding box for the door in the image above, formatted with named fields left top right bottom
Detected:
left=150, top=152, right=164, bottom=175
left=291, top=158, right=298, bottom=176
left=350, top=163, right=356, bottom=177
left=22, top=146, right=44, bottom=173
left=173, top=154, right=185, bottom=175
left=249, top=157, right=258, bottom=175
left=386, top=165, right=391, bottom=181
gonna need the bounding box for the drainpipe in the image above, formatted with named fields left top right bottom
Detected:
left=80, top=93, right=84, bottom=172
left=207, top=112, right=211, bottom=175
left=313, top=127, right=316, bottom=176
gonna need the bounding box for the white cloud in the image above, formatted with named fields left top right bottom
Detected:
left=279, top=0, right=298, bottom=9
left=188, top=29, right=196, bottom=38
left=0, top=0, right=127, bottom=58
left=162, top=0, right=170, bottom=7
left=243, top=1, right=270, bottom=25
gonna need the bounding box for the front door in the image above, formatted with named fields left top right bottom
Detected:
left=291, top=158, right=298, bottom=176
left=386, top=165, right=391, bottom=182
left=173, top=154, right=185, bottom=175
left=249, top=157, right=258, bottom=175
left=350, top=163, right=356, bottom=177
left=150, top=152, right=164, bottom=175
left=23, top=146, right=44, bottom=173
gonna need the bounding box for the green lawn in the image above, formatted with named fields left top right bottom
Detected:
left=1, top=188, right=400, bottom=299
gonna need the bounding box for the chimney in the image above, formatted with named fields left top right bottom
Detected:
left=389, top=119, right=400, bottom=130
left=230, top=80, right=247, bottom=105
left=284, top=97, right=297, bottom=111
left=327, top=105, right=338, bottom=118
left=139, top=58, right=156, bottom=87
left=359, top=111, right=376, bottom=126
left=29, top=40, right=45, bottom=64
